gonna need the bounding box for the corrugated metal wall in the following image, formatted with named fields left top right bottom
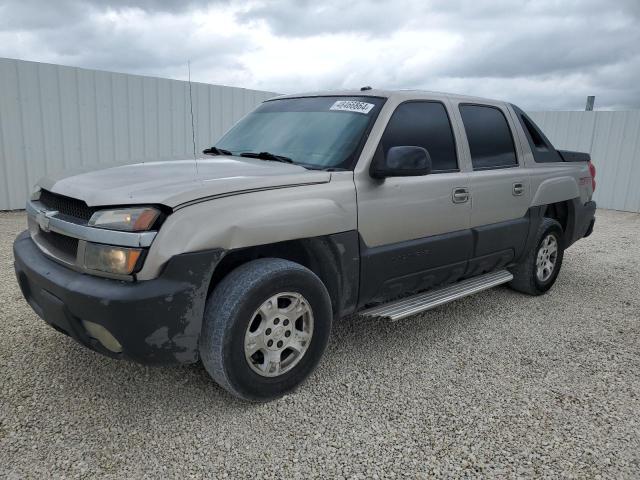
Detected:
left=529, top=111, right=640, bottom=212
left=0, top=58, right=277, bottom=210
left=2, top=57, right=639, bottom=212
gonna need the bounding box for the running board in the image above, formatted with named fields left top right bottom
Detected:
left=359, top=270, right=513, bottom=321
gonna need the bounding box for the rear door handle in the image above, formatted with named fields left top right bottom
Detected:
left=452, top=187, right=470, bottom=203
left=513, top=182, right=525, bottom=196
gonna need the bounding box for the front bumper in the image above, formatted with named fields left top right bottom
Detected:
left=14, top=231, right=222, bottom=365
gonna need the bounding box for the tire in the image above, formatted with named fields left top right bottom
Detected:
left=199, top=258, right=332, bottom=402
left=509, top=218, right=564, bottom=296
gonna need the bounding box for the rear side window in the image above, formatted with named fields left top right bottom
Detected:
left=459, top=104, right=518, bottom=170
left=380, top=101, right=458, bottom=172
left=511, top=104, right=562, bottom=163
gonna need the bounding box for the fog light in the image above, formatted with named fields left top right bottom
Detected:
left=83, top=242, right=143, bottom=275
left=82, top=320, right=123, bottom=353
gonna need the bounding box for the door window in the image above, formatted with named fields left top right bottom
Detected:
left=380, top=101, right=458, bottom=172
left=459, top=104, right=518, bottom=170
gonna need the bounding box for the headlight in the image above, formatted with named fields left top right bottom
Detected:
left=84, top=243, right=143, bottom=275
left=89, top=207, right=160, bottom=231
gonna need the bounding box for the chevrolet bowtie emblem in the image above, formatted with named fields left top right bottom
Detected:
left=36, top=210, right=58, bottom=232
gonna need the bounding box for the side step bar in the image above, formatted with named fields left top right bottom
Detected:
left=359, top=270, right=513, bottom=321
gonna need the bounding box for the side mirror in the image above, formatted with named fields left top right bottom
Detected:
left=370, top=146, right=432, bottom=179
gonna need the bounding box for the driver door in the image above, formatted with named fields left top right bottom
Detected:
left=354, top=100, right=472, bottom=306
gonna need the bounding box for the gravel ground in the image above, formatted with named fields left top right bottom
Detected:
left=1, top=209, right=639, bottom=478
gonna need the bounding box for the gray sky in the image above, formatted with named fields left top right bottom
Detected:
left=1, top=0, right=638, bottom=110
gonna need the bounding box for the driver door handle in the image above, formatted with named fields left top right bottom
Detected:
left=513, top=182, right=525, bottom=196
left=452, top=187, right=470, bottom=204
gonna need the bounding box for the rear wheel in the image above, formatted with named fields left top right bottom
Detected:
left=199, top=258, right=332, bottom=401
left=509, top=218, right=564, bottom=295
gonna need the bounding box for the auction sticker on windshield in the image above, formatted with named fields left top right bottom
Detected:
left=330, top=100, right=375, bottom=114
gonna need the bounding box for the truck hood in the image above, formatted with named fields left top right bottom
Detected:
left=38, top=157, right=331, bottom=209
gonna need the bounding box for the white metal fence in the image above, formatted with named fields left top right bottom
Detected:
left=529, top=111, right=640, bottom=213
left=0, top=58, right=277, bottom=210
left=1, top=57, right=639, bottom=212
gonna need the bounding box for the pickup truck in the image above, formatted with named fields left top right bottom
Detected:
left=13, top=89, right=596, bottom=401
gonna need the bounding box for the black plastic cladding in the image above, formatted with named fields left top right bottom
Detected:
left=14, top=231, right=223, bottom=364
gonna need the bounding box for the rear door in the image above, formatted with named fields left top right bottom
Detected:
left=355, top=99, right=473, bottom=305
left=451, top=101, right=532, bottom=276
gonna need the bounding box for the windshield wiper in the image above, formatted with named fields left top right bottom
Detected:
left=239, top=151, right=294, bottom=164
left=202, top=146, right=233, bottom=156
left=203, top=148, right=296, bottom=165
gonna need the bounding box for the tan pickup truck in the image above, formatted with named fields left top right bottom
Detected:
left=14, top=89, right=596, bottom=401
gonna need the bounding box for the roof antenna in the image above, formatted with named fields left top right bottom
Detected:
left=188, top=60, right=199, bottom=174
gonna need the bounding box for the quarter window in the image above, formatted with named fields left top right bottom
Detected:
left=380, top=102, right=458, bottom=172
left=459, top=105, right=518, bottom=170
left=512, top=104, right=562, bottom=163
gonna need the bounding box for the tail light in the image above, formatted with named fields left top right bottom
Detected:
left=588, top=161, right=596, bottom=191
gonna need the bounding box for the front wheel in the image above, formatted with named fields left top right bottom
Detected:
left=199, top=258, right=332, bottom=401
left=509, top=218, right=564, bottom=295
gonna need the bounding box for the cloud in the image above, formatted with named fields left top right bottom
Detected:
left=237, top=0, right=418, bottom=37
left=0, top=0, right=638, bottom=110
left=0, top=2, right=251, bottom=81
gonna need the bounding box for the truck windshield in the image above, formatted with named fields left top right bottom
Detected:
left=214, top=96, right=385, bottom=169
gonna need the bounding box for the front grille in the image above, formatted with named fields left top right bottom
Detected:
left=38, top=229, right=79, bottom=259
left=39, top=190, right=96, bottom=222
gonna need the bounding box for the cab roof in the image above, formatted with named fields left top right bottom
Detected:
left=270, top=88, right=507, bottom=106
